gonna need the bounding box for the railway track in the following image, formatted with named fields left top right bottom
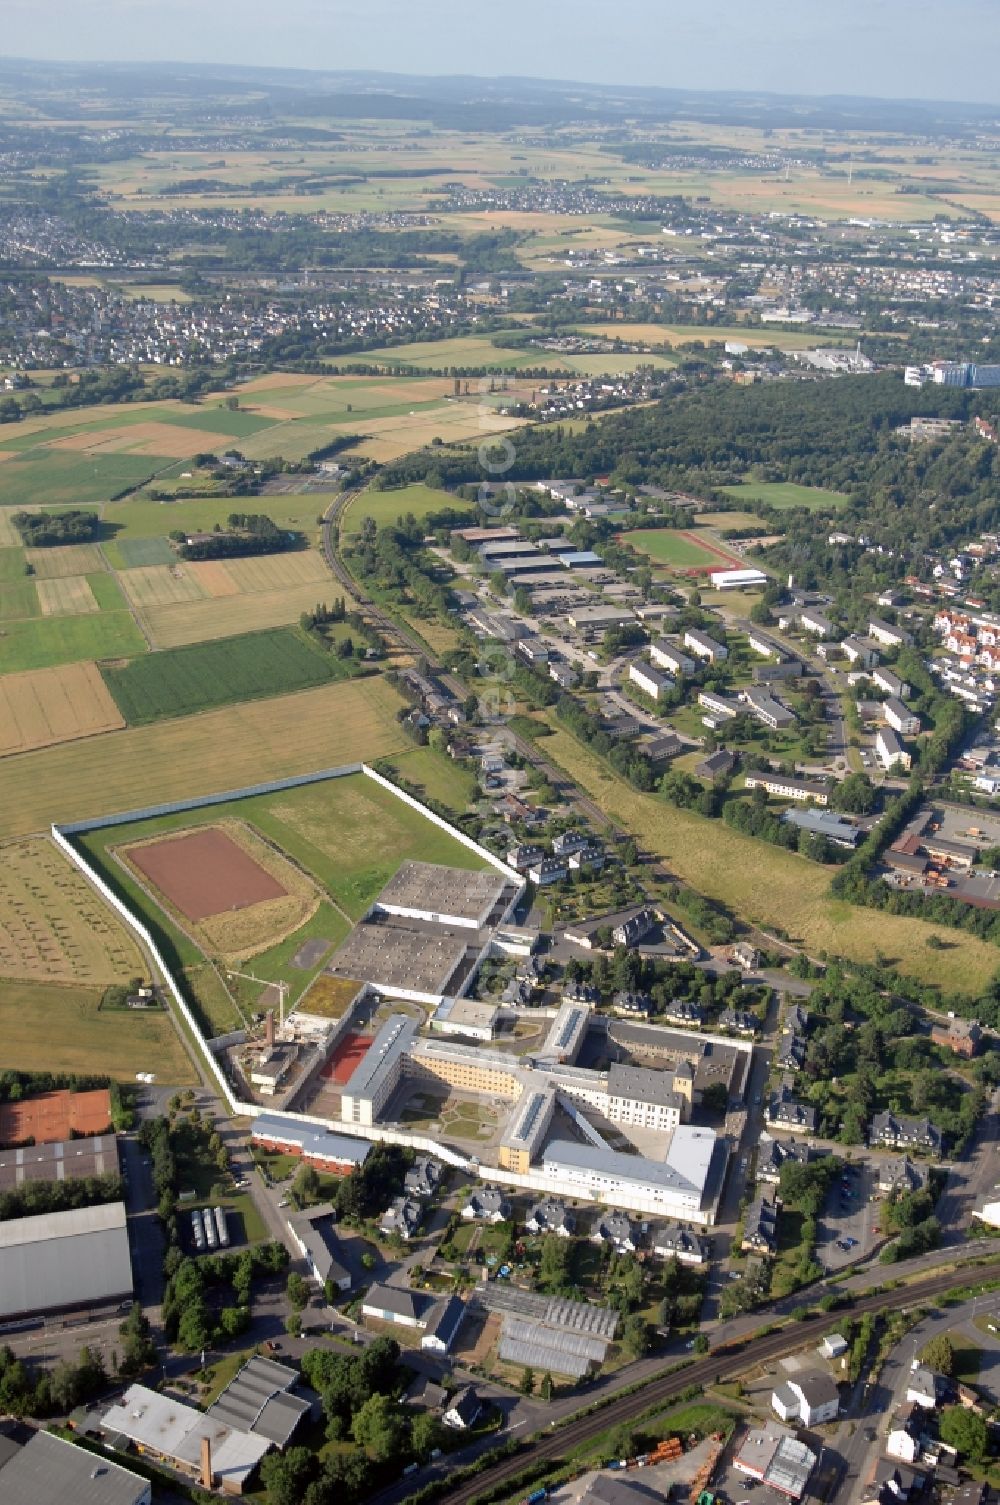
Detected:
left=439, top=1259, right=1000, bottom=1505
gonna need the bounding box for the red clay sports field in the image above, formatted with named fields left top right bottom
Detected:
left=320, top=1032, right=374, bottom=1085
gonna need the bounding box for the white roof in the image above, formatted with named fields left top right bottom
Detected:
left=102, top=1384, right=270, bottom=1489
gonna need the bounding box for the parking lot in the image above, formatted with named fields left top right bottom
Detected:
left=816, top=1158, right=880, bottom=1272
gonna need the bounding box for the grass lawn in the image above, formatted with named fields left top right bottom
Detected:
left=539, top=719, right=1000, bottom=995
left=0, top=676, right=410, bottom=839
left=0, top=548, right=27, bottom=581
left=100, top=626, right=343, bottom=726
left=718, top=481, right=849, bottom=511
left=0, top=979, right=196, bottom=1083
left=626, top=528, right=738, bottom=569
left=0, top=610, right=147, bottom=673
left=0, top=579, right=40, bottom=621
left=386, top=744, right=479, bottom=815
left=342, top=482, right=470, bottom=536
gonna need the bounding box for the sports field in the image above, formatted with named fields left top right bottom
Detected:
left=541, top=723, right=1000, bottom=996
left=625, top=528, right=741, bottom=571
left=0, top=675, right=410, bottom=839
left=0, top=1088, right=111, bottom=1146
left=320, top=1031, right=375, bottom=1083
left=119, top=819, right=321, bottom=963
left=0, top=835, right=144, bottom=985
left=0, top=660, right=125, bottom=756
left=718, top=481, right=849, bottom=511
left=101, top=626, right=342, bottom=725
left=0, top=979, right=196, bottom=1084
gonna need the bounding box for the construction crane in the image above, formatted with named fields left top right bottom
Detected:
left=226, top=969, right=289, bottom=1030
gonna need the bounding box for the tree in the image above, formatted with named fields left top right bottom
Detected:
left=293, top=1163, right=321, bottom=1204
left=260, top=1447, right=316, bottom=1505
left=352, top=1392, right=408, bottom=1461
left=539, top=1371, right=554, bottom=1400
left=621, top=1315, right=652, bottom=1358
left=520, top=1366, right=535, bottom=1395
left=939, top=1405, right=988, bottom=1463
left=919, top=1334, right=955, bottom=1377
left=693, top=1333, right=710, bottom=1354
left=287, top=1272, right=310, bottom=1310
left=411, top=1409, right=443, bottom=1459
left=177, top=1300, right=212, bottom=1353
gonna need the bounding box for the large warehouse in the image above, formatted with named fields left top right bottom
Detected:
left=0, top=1201, right=133, bottom=1319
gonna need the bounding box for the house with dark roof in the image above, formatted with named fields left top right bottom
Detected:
left=870, top=1114, right=941, bottom=1155
left=404, top=1156, right=443, bottom=1199
left=930, top=1018, right=982, bottom=1058
left=361, top=1284, right=429, bottom=1329
left=877, top=1157, right=927, bottom=1197
left=287, top=1204, right=352, bottom=1292
left=461, top=1188, right=511, bottom=1223
left=742, top=1192, right=779, bottom=1254
left=525, top=1199, right=575, bottom=1237
left=718, top=1007, right=760, bottom=1036
left=443, top=1385, right=484, bottom=1430
left=379, top=1196, right=423, bottom=1241
left=756, top=1136, right=812, bottom=1186
left=421, top=1295, right=468, bottom=1354
left=591, top=1212, right=639, bottom=1253
left=696, top=748, right=738, bottom=781
left=648, top=1222, right=709, bottom=1265
left=767, top=1085, right=818, bottom=1134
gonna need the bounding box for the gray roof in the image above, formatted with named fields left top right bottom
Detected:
left=207, top=1356, right=310, bottom=1447
left=0, top=1430, right=148, bottom=1505
left=287, top=1206, right=351, bottom=1289
left=795, top=1372, right=840, bottom=1408
left=607, top=1062, right=686, bottom=1109
left=423, top=1295, right=467, bottom=1349
left=252, top=1116, right=371, bottom=1167
left=0, top=1134, right=119, bottom=1188
left=543, top=1127, right=720, bottom=1201
left=363, top=1284, right=429, bottom=1322
left=0, top=1201, right=132, bottom=1319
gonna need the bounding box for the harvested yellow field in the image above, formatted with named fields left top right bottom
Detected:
left=349, top=407, right=525, bottom=464
left=51, top=421, right=233, bottom=459
left=35, top=574, right=100, bottom=617
left=120, top=563, right=206, bottom=609
left=220, top=550, right=332, bottom=593
left=0, top=675, right=410, bottom=837
left=143, top=582, right=344, bottom=649
left=0, top=660, right=125, bottom=756
left=0, top=512, right=21, bottom=546
left=0, top=835, right=143, bottom=984
left=542, top=724, right=1000, bottom=997
left=186, top=560, right=242, bottom=598
left=25, top=543, right=107, bottom=579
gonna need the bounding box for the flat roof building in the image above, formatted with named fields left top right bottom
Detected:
left=0, top=1201, right=132, bottom=1320
left=375, top=860, right=508, bottom=930
left=710, top=568, right=769, bottom=590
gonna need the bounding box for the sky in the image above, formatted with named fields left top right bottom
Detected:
left=3, top=0, right=999, bottom=107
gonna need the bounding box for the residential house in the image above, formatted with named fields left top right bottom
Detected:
left=905, top=1364, right=940, bottom=1409
left=629, top=661, right=674, bottom=702
left=843, top=637, right=880, bottom=670
left=287, top=1204, right=352, bottom=1293
left=800, top=609, right=836, bottom=638
left=611, top=990, right=653, bottom=1017
left=651, top=639, right=696, bottom=676
left=877, top=1157, right=927, bottom=1197
left=772, top=1372, right=840, bottom=1427
left=648, top=1222, right=709, bottom=1265
left=613, top=909, right=658, bottom=946
left=756, top=1136, right=812, bottom=1185
left=663, top=999, right=703, bottom=1028
left=742, top=1192, right=779, bottom=1255
left=529, top=856, right=569, bottom=886
left=876, top=726, right=911, bottom=772
left=719, top=1007, right=760, bottom=1036
left=869, top=1114, right=941, bottom=1155
left=684, top=628, right=729, bottom=663
left=930, top=1018, right=982, bottom=1058
left=883, top=698, right=920, bottom=736
left=873, top=666, right=910, bottom=699
left=869, top=618, right=913, bottom=649
left=696, top=748, right=738, bottom=781
left=379, top=1196, right=423, bottom=1241
left=443, top=1386, right=484, bottom=1431
left=405, top=1156, right=442, bottom=1199
left=591, top=1212, right=639, bottom=1253
left=886, top=1404, right=923, bottom=1463
left=767, top=1085, right=818, bottom=1134
left=743, top=772, right=831, bottom=805
left=461, top=1188, right=511, bottom=1223
left=525, top=1200, right=575, bottom=1237
left=362, top=1284, right=427, bottom=1328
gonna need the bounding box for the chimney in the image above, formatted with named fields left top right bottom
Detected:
left=264, top=1009, right=275, bottom=1047
left=201, top=1436, right=214, bottom=1490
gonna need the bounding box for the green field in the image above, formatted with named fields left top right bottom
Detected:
left=0, top=979, right=196, bottom=1083
left=344, top=482, right=471, bottom=535
left=719, top=482, right=849, bottom=511
left=100, top=625, right=342, bottom=726
left=104, top=492, right=323, bottom=545
left=0, top=453, right=161, bottom=507
left=115, top=536, right=176, bottom=568
left=0, top=548, right=27, bottom=581
left=0, top=580, right=39, bottom=621
left=626, top=528, right=738, bottom=569
left=0, top=610, right=147, bottom=673
left=385, top=743, right=479, bottom=815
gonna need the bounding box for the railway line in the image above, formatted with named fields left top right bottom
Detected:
left=439, top=1259, right=1000, bottom=1505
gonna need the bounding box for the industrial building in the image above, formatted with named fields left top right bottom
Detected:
left=0, top=1201, right=133, bottom=1320
left=206, top=1356, right=315, bottom=1450
left=250, top=1115, right=371, bottom=1175
left=734, top=1425, right=817, bottom=1499
left=288, top=1204, right=353, bottom=1292
left=0, top=1133, right=119, bottom=1190
left=0, top=1430, right=151, bottom=1505
left=101, top=1384, right=272, bottom=1495
left=709, top=568, right=769, bottom=590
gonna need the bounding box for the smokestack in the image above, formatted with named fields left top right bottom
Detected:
left=264, top=1010, right=275, bottom=1047
left=201, top=1436, right=214, bottom=1490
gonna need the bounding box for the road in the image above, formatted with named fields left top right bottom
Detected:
left=935, top=1085, right=1000, bottom=1241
